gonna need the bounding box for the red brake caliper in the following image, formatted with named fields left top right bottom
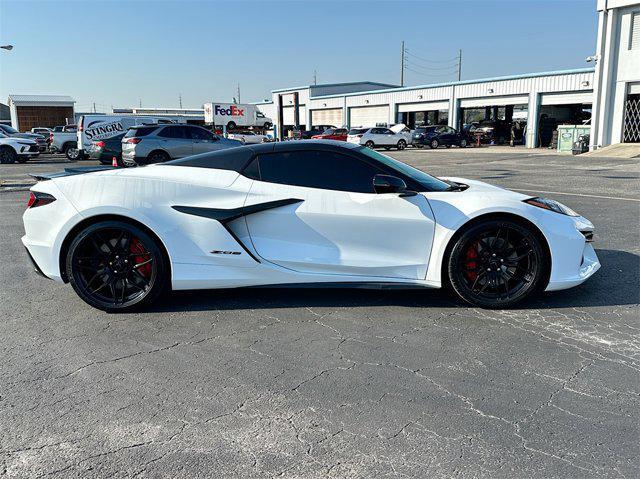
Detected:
left=130, top=238, right=151, bottom=278
left=464, top=242, right=479, bottom=281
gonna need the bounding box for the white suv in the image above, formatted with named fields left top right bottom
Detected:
left=347, top=124, right=413, bottom=150
left=0, top=132, right=39, bottom=164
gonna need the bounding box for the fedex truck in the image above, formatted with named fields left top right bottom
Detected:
left=204, top=103, right=272, bottom=130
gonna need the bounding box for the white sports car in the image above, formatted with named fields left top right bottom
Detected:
left=22, top=141, right=600, bottom=312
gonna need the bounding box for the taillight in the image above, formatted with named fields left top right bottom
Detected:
left=27, top=191, right=56, bottom=209
left=95, top=141, right=105, bottom=148
left=124, top=138, right=141, bottom=144
left=357, top=134, right=364, bottom=138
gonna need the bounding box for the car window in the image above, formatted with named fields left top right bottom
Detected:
left=253, top=150, right=382, bottom=193
left=124, top=126, right=158, bottom=138
left=336, top=129, right=347, bottom=134
left=158, top=125, right=187, bottom=139
left=188, top=126, right=214, bottom=140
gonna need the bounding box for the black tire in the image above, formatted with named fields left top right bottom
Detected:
left=429, top=139, right=439, bottom=149
left=146, top=150, right=170, bottom=164
left=227, top=121, right=236, bottom=131
left=447, top=219, right=547, bottom=309
left=64, top=143, right=80, bottom=161
left=0, top=146, right=17, bottom=164
left=66, top=220, right=168, bottom=312
left=365, top=140, right=375, bottom=148
left=459, top=139, right=468, bottom=148
left=397, top=139, right=407, bottom=150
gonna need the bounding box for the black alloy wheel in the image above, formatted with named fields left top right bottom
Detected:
left=448, top=220, right=547, bottom=308
left=0, top=146, right=17, bottom=164
left=66, top=221, right=168, bottom=312
left=147, top=150, right=170, bottom=164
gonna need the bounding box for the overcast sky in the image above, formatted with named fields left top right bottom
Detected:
left=0, top=0, right=597, bottom=112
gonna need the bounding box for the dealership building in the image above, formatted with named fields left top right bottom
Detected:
left=260, top=0, right=639, bottom=150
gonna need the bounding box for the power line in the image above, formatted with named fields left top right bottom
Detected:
left=405, top=58, right=459, bottom=71
left=404, top=49, right=458, bottom=64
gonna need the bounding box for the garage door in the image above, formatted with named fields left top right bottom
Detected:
left=540, top=91, right=593, bottom=105
left=310, top=108, right=343, bottom=127
left=397, top=101, right=449, bottom=113
left=282, top=105, right=306, bottom=126
left=349, top=105, right=389, bottom=127
left=459, top=95, right=529, bottom=108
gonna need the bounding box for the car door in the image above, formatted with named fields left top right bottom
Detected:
left=188, top=126, right=222, bottom=154
left=157, top=125, right=193, bottom=158
left=243, top=148, right=436, bottom=280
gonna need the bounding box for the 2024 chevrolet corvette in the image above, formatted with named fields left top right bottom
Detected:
left=22, top=141, right=600, bottom=312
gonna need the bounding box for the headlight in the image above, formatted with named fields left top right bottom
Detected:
left=524, top=197, right=579, bottom=216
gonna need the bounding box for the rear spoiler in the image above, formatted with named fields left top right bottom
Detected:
left=29, top=165, right=116, bottom=181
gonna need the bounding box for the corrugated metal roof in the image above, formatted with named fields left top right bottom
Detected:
left=8, top=94, right=75, bottom=104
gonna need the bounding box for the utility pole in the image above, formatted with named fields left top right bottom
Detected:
left=236, top=84, right=241, bottom=104
left=400, top=41, right=405, bottom=87
left=179, top=93, right=182, bottom=109
left=457, top=49, right=462, bottom=81
left=92, top=102, right=96, bottom=113
left=139, top=98, right=142, bottom=108
left=313, top=70, right=317, bottom=85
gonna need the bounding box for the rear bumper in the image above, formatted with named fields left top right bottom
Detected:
left=24, top=246, right=50, bottom=279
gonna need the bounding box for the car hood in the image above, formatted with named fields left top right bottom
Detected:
left=436, top=177, right=530, bottom=201
left=390, top=124, right=408, bottom=133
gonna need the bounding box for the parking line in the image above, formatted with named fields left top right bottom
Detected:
left=515, top=188, right=640, bottom=202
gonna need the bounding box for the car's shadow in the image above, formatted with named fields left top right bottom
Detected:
left=148, top=249, right=639, bottom=313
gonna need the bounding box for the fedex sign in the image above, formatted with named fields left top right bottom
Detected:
left=214, top=105, right=244, bottom=117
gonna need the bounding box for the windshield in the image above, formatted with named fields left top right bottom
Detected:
left=348, top=128, right=368, bottom=135
left=1, top=124, right=19, bottom=134
left=358, top=147, right=450, bottom=192
left=322, top=129, right=336, bottom=135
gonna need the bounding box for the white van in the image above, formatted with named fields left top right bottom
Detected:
left=203, top=103, right=273, bottom=130
left=77, top=115, right=181, bottom=155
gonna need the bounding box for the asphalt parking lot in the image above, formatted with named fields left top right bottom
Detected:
left=1, top=148, right=639, bottom=478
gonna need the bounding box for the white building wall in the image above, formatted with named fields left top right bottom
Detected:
left=591, top=1, right=640, bottom=149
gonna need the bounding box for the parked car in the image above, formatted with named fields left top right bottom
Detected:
left=311, top=128, right=348, bottom=141
left=88, top=133, right=126, bottom=165
left=291, top=125, right=335, bottom=140
left=227, top=131, right=269, bottom=144
left=474, top=119, right=511, bottom=144
left=23, top=141, right=599, bottom=312
left=0, top=131, right=39, bottom=163
left=49, top=127, right=80, bottom=160
left=347, top=124, right=412, bottom=150
left=413, top=125, right=470, bottom=149
left=0, top=124, right=47, bottom=152
left=346, top=127, right=369, bottom=144
left=77, top=114, right=178, bottom=158
left=121, top=124, right=241, bottom=166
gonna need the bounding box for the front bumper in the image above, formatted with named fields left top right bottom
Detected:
left=545, top=242, right=600, bottom=291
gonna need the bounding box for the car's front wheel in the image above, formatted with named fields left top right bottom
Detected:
left=64, top=144, right=81, bottom=161
left=66, top=220, right=168, bottom=312
left=447, top=219, right=547, bottom=308
left=0, top=146, right=17, bottom=164
left=397, top=139, right=407, bottom=150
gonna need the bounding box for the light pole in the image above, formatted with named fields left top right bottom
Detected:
left=1, top=45, right=13, bottom=51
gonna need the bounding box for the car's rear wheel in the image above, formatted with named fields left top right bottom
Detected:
left=447, top=219, right=547, bottom=309
left=147, top=150, right=170, bottom=163
left=397, top=139, right=407, bottom=150
left=460, top=139, right=468, bottom=148
left=64, top=143, right=80, bottom=161
left=0, top=146, right=17, bottom=164
left=227, top=121, right=236, bottom=130
left=365, top=140, right=375, bottom=148
left=66, top=221, right=168, bottom=312
left=429, top=139, right=439, bottom=149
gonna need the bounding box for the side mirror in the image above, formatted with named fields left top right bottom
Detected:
left=373, top=174, right=417, bottom=196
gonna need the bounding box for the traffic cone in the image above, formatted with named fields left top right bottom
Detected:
left=112, top=156, right=118, bottom=167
